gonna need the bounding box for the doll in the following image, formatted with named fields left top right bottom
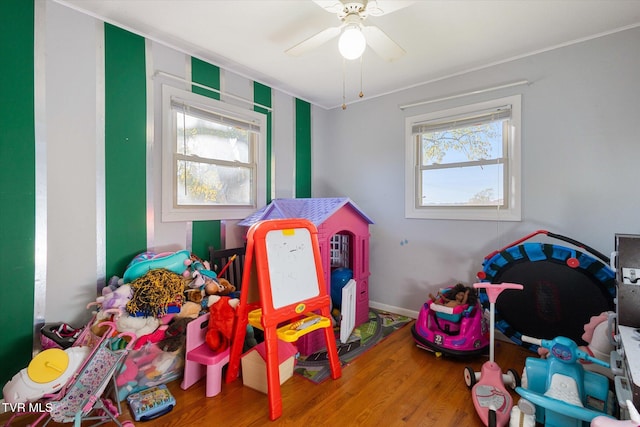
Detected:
left=429, top=283, right=475, bottom=308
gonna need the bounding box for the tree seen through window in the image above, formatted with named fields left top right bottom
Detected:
left=419, top=120, right=505, bottom=206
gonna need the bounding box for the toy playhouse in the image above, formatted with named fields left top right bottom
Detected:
left=239, top=197, right=374, bottom=355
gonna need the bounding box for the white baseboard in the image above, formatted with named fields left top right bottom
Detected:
left=369, top=301, right=418, bottom=319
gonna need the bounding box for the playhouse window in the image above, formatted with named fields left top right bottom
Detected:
left=161, top=85, right=267, bottom=222
left=330, top=233, right=351, bottom=268
left=404, top=95, right=521, bottom=221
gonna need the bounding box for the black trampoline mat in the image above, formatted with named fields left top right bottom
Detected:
left=491, top=259, right=614, bottom=345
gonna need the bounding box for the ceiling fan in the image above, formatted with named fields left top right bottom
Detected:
left=285, top=0, right=412, bottom=62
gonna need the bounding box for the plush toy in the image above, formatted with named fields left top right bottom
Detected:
left=176, top=301, right=201, bottom=319
left=205, top=296, right=239, bottom=353
left=184, top=254, right=210, bottom=275
left=205, top=277, right=236, bottom=298
left=116, top=312, right=161, bottom=338
left=184, top=254, right=216, bottom=288
left=184, top=289, right=204, bottom=304
left=184, top=277, right=236, bottom=308
left=132, top=314, right=175, bottom=350
left=96, top=284, right=132, bottom=312
left=102, top=275, right=124, bottom=296
left=579, top=311, right=615, bottom=378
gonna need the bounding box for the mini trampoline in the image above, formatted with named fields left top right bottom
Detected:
left=477, top=230, right=616, bottom=351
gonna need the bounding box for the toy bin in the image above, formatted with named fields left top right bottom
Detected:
left=116, top=341, right=184, bottom=401
left=241, top=340, right=298, bottom=394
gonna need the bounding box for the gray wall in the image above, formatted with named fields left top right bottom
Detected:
left=313, top=27, right=640, bottom=316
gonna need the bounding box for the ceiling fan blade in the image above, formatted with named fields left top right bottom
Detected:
left=365, top=1, right=416, bottom=16
left=312, top=0, right=345, bottom=14
left=286, top=25, right=342, bottom=56
left=362, top=25, right=405, bottom=61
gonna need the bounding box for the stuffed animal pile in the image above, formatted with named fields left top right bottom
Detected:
left=83, top=249, right=245, bottom=402
left=89, top=250, right=238, bottom=344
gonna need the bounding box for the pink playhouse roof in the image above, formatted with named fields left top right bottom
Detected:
left=238, top=197, right=374, bottom=227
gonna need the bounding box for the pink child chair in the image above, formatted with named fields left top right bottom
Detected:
left=181, top=313, right=230, bottom=397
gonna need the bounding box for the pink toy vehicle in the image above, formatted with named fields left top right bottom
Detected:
left=411, top=284, right=489, bottom=357
left=465, top=282, right=524, bottom=427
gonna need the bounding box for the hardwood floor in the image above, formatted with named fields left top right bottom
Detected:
left=1, top=320, right=534, bottom=427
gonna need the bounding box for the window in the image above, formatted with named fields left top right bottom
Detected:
left=405, top=95, right=521, bottom=221
left=162, top=85, right=266, bottom=222
left=330, top=233, right=351, bottom=268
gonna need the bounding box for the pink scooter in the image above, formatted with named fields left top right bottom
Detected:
left=464, top=282, right=523, bottom=427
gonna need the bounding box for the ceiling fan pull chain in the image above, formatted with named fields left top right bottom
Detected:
left=342, top=57, right=347, bottom=110
left=359, top=54, right=364, bottom=99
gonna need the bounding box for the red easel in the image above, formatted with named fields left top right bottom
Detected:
left=225, top=218, right=342, bottom=421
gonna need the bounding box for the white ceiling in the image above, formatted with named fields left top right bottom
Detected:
left=57, top=0, right=640, bottom=110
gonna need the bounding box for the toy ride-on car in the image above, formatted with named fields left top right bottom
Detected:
left=515, top=335, right=615, bottom=427
left=411, top=285, right=489, bottom=357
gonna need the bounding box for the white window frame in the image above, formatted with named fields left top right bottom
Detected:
left=404, top=95, right=521, bottom=221
left=161, top=84, right=267, bottom=222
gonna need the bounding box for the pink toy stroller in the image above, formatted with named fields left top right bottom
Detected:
left=4, top=319, right=136, bottom=427
left=411, top=284, right=489, bottom=357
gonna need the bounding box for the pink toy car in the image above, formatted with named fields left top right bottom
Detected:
left=411, top=286, right=489, bottom=357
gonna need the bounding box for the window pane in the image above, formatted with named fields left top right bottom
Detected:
left=420, top=164, right=504, bottom=206
left=421, top=120, right=503, bottom=166
left=177, top=160, right=251, bottom=206
left=177, top=112, right=250, bottom=163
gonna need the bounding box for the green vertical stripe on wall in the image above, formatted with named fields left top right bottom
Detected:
left=191, top=58, right=221, bottom=258
left=104, top=24, right=147, bottom=278
left=0, top=0, right=35, bottom=391
left=191, top=57, right=220, bottom=101
left=295, top=99, right=312, bottom=198
left=253, top=82, right=273, bottom=203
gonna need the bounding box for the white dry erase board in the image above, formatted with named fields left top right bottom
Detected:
left=265, top=227, right=320, bottom=309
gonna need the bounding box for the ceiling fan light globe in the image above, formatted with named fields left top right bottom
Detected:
left=338, top=26, right=366, bottom=60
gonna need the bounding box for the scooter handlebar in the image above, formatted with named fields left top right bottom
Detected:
left=522, top=335, right=610, bottom=368
left=473, top=282, right=524, bottom=303
left=473, top=282, right=523, bottom=291
left=575, top=349, right=610, bottom=368
left=521, top=335, right=542, bottom=346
